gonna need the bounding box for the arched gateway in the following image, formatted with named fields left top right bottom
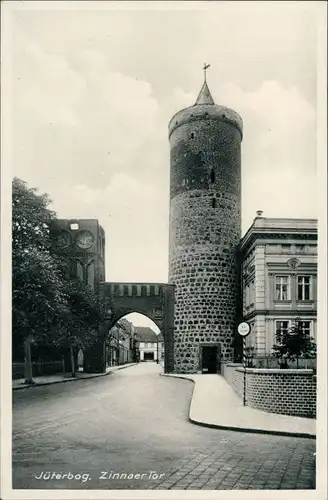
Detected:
left=51, top=219, right=175, bottom=374
left=84, top=282, right=175, bottom=374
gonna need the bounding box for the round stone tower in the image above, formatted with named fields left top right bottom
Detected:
left=168, top=78, right=243, bottom=373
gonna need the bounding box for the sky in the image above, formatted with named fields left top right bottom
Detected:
left=6, top=1, right=322, bottom=329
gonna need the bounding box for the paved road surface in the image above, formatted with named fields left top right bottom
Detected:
left=12, top=363, right=315, bottom=490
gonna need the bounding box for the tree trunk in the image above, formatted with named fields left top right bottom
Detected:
left=24, top=338, right=34, bottom=384
left=70, top=346, right=76, bottom=377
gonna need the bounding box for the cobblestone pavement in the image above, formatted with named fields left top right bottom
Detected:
left=12, top=363, right=316, bottom=490
left=149, top=438, right=315, bottom=490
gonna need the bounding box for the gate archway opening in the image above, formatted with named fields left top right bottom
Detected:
left=83, top=282, right=175, bottom=374
left=105, top=313, right=165, bottom=368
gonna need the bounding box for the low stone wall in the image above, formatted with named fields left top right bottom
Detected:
left=222, top=363, right=316, bottom=418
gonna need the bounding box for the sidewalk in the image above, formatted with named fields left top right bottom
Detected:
left=162, top=373, right=316, bottom=439
left=12, top=363, right=137, bottom=390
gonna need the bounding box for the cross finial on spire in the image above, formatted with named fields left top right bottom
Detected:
left=203, top=62, right=210, bottom=82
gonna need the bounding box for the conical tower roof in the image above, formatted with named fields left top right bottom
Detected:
left=194, top=81, right=215, bottom=105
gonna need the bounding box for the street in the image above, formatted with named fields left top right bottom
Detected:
left=12, top=363, right=316, bottom=490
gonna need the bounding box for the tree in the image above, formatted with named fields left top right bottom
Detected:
left=271, top=320, right=317, bottom=368
left=12, top=178, right=65, bottom=345
left=12, top=179, right=69, bottom=382
left=12, top=177, right=110, bottom=378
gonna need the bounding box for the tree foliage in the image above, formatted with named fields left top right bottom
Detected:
left=12, top=177, right=55, bottom=252
left=52, top=278, right=108, bottom=350
left=12, top=246, right=68, bottom=344
left=271, top=321, right=317, bottom=368
left=12, top=178, right=67, bottom=352
left=12, top=177, right=108, bottom=358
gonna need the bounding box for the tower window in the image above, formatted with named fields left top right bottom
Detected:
left=210, top=169, right=215, bottom=183
left=211, top=198, right=216, bottom=208
left=191, top=133, right=194, bottom=139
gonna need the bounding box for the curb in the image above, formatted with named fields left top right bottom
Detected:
left=161, top=373, right=316, bottom=440
left=188, top=416, right=316, bottom=440
left=12, top=363, right=137, bottom=391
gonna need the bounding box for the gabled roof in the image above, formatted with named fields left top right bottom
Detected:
left=194, top=81, right=215, bottom=105
left=134, top=326, right=164, bottom=343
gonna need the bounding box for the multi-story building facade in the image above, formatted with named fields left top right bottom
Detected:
left=239, top=215, right=317, bottom=356
left=135, top=327, right=165, bottom=362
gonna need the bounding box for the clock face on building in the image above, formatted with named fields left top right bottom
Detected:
left=55, top=231, right=71, bottom=249
left=75, top=230, right=94, bottom=249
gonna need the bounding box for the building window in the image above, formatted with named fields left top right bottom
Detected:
left=210, top=169, right=215, bottom=183
left=211, top=198, right=216, bottom=208
left=245, top=284, right=250, bottom=306
left=299, top=320, right=311, bottom=338
left=275, top=276, right=289, bottom=300
left=298, top=276, right=311, bottom=300
left=275, top=320, right=289, bottom=338
left=250, top=280, right=255, bottom=305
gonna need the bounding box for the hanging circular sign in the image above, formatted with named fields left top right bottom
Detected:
left=237, top=322, right=251, bottom=337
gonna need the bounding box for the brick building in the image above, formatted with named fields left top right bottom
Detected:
left=239, top=214, right=317, bottom=357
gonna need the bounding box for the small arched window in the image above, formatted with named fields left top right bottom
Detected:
left=191, top=133, right=194, bottom=139
left=210, top=169, right=215, bottom=183
left=211, top=198, right=217, bottom=209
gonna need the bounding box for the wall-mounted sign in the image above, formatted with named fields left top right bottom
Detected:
left=237, top=322, right=251, bottom=337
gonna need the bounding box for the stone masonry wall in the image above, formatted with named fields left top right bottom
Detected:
left=222, top=364, right=316, bottom=418
left=169, top=109, right=242, bottom=373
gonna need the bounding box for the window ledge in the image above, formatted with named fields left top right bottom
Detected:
left=296, top=300, right=314, bottom=304
left=273, top=300, right=292, bottom=304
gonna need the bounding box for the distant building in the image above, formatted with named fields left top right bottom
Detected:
left=239, top=216, right=317, bottom=357
left=135, top=327, right=164, bottom=362
left=106, top=318, right=138, bottom=366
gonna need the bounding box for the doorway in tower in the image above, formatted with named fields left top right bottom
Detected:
left=201, top=346, right=219, bottom=373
